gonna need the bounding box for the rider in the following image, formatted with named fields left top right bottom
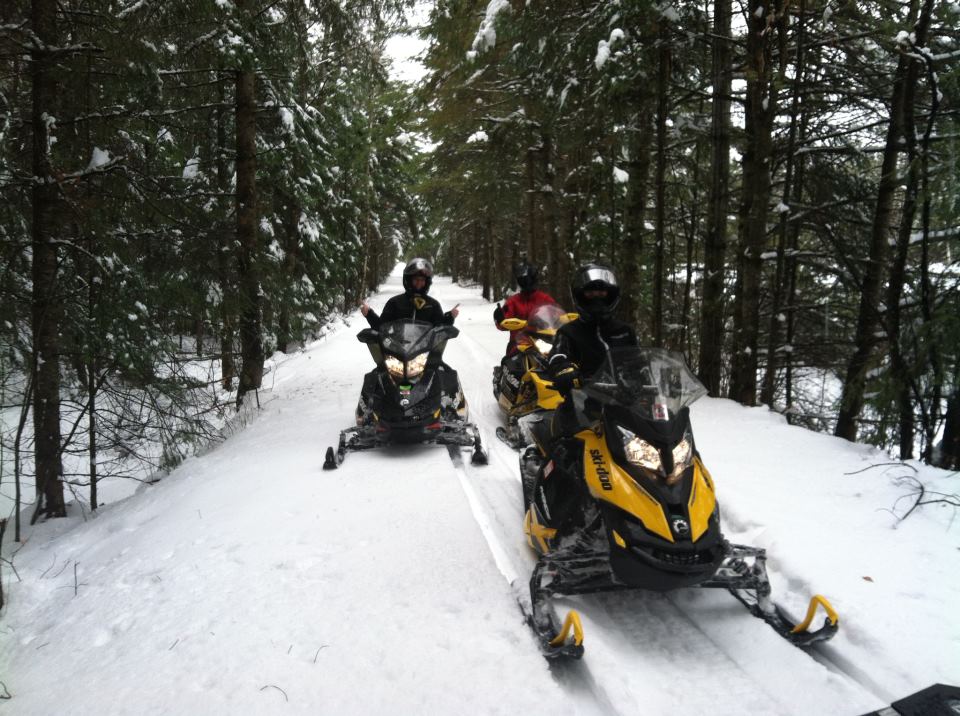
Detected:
left=362, top=258, right=459, bottom=328
left=357, top=258, right=463, bottom=423
left=546, top=262, right=638, bottom=438
left=492, top=261, right=557, bottom=393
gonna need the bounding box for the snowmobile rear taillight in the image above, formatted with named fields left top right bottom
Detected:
left=426, top=420, right=443, bottom=430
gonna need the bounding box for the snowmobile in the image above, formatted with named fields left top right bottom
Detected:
left=323, top=319, right=487, bottom=469
left=520, top=346, right=838, bottom=659
left=492, top=304, right=577, bottom=449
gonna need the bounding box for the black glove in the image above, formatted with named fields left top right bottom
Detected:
left=493, top=303, right=505, bottom=325
left=550, top=360, right=582, bottom=395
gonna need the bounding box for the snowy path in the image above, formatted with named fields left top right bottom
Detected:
left=437, top=278, right=883, bottom=715
left=4, top=268, right=957, bottom=714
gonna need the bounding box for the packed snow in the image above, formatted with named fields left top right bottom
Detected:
left=2, top=266, right=958, bottom=715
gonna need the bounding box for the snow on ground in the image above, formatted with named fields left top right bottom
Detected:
left=2, top=266, right=958, bottom=715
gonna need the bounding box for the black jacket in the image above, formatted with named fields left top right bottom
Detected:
left=365, top=292, right=455, bottom=329
left=549, top=317, right=638, bottom=378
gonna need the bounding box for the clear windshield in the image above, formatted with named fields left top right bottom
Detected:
left=525, top=304, right=568, bottom=334
left=379, top=320, right=449, bottom=359
left=583, top=347, right=707, bottom=420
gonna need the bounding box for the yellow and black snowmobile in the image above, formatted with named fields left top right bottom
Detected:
left=493, top=304, right=577, bottom=448
left=521, top=346, right=838, bottom=659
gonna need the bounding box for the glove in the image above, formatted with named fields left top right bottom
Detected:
left=550, top=360, right=582, bottom=395
left=493, top=303, right=505, bottom=325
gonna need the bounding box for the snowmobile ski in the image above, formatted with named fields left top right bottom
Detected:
left=323, top=419, right=487, bottom=470
left=861, top=683, right=960, bottom=716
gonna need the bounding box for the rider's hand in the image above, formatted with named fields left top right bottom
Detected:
left=450, top=304, right=460, bottom=318
left=360, top=301, right=370, bottom=316
left=493, top=303, right=504, bottom=325
left=550, top=360, right=582, bottom=395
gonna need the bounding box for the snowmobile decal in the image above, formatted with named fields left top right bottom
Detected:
left=576, top=427, right=673, bottom=542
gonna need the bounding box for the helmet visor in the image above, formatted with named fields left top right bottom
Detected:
left=575, top=266, right=617, bottom=291
left=405, top=258, right=433, bottom=277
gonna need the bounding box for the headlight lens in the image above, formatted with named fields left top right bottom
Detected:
left=672, top=437, right=693, bottom=471
left=385, top=355, right=405, bottom=379
left=533, top=338, right=553, bottom=355
left=619, top=427, right=662, bottom=472
left=406, top=352, right=428, bottom=379
left=619, top=426, right=695, bottom=483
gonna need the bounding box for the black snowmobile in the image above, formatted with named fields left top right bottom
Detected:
left=520, top=346, right=838, bottom=658
left=323, top=319, right=487, bottom=469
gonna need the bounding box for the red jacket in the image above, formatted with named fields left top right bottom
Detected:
left=496, top=289, right=557, bottom=354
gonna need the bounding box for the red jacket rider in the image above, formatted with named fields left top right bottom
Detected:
left=494, top=262, right=557, bottom=356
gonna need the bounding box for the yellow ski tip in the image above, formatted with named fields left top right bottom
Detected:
left=549, top=610, right=584, bottom=648
left=790, top=594, right=839, bottom=634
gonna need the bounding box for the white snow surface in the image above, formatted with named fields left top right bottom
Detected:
left=3, top=267, right=959, bottom=715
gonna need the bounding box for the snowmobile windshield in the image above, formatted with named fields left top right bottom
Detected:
left=583, top=347, right=707, bottom=420
left=525, top=304, right=568, bottom=334
left=378, top=320, right=450, bottom=360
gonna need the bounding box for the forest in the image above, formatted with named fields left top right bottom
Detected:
left=1, top=0, right=958, bottom=532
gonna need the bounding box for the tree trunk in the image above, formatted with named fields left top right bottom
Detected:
left=938, top=385, right=960, bottom=470
left=235, top=55, right=264, bottom=405
left=697, top=0, right=732, bottom=396
left=540, top=134, right=563, bottom=297
left=652, top=21, right=670, bottom=347
left=217, top=73, right=236, bottom=391
left=835, top=13, right=915, bottom=440
left=761, top=0, right=806, bottom=407
left=729, top=0, right=778, bottom=407
left=30, top=0, right=66, bottom=519
left=620, top=104, right=654, bottom=330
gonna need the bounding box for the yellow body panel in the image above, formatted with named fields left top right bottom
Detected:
left=576, top=428, right=674, bottom=542
left=687, top=457, right=717, bottom=542
left=528, top=370, right=563, bottom=410
left=523, top=507, right=557, bottom=553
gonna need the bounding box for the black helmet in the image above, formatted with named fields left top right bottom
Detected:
left=402, top=258, right=433, bottom=293
left=571, top=263, right=620, bottom=322
left=514, top=262, right=539, bottom=292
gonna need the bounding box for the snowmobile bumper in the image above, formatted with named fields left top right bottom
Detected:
left=323, top=419, right=486, bottom=470
left=526, top=541, right=839, bottom=658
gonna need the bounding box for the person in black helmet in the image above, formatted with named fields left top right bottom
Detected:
left=357, top=258, right=463, bottom=424
left=361, top=258, right=459, bottom=328
left=545, top=262, right=638, bottom=436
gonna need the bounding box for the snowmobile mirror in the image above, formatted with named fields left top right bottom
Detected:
left=356, top=328, right=380, bottom=344
left=500, top=318, right=527, bottom=331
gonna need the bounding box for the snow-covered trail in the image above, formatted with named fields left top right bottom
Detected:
left=5, top=268, right=956, bottom=715
left=436, top=278, right=884, bottom=715
left=1, top=272, right=592, bottom=715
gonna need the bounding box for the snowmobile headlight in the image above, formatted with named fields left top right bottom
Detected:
left=619, top=427, right=661, bottom=472
left=672, top=437, right=693, bottom=471
left=385, top=355, right=405, bottom=379
left=666, top=436, right=694, bottom=484
left=533, top=338, right=553, bottom=355
left=406, top=352, right=428, bottom=379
